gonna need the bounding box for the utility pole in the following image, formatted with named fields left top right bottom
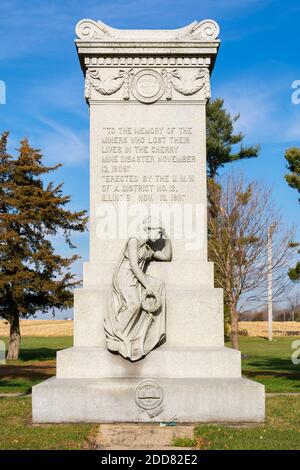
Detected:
left=267, top=225, right=274, bottom=341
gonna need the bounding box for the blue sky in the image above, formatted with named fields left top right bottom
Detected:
left=0, top=0, right=300, bottom=317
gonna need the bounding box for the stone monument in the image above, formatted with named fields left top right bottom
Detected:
left=32, top=18, right=265, bottom=422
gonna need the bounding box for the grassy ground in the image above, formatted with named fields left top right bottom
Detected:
left=1, top=336, right=299, bottom=394
left=0, top=395, right=299, bottom=450
left=0, top=335, right=300, bottom=449
left=0, top=397, right=97, bottom=450
left=0, top=336, right=72, bottom=362
left=235, top=336, right=300, bottom=392
left=0, top=337, right=71, bottom=393
left=175, top=395, right=300, bottom=450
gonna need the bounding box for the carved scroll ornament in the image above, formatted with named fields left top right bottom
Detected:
left=76, top=19, right=219, bottom=41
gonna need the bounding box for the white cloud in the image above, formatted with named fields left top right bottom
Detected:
left=283, top=110, right=300, bottom=141
left=0, top=2, right=71, bottom=61
left=36, top=116, right=89, bottom=165
left=21, top=75, right=87, bottom=118
left=2, top=72, right=89, bottom=165
left=0, top=0, right=274, bottom=61
left=214, top=72, right=300, bottom=145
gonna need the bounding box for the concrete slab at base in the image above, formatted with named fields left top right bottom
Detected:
left=32, top=377, right=265, bottom=423
left=96, top=424, right=194, bottom=449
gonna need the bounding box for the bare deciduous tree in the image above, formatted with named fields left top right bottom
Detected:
left=287, top=292, right=300, bottom=321
left=208, top=173, right=296, bottom=350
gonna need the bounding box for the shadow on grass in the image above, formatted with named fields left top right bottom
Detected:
left=18, top=348, right=59, bottom=362
left=0, top=337, right=72, bottom=363
left=0, top=365, right=55, bottom=394
left=244, top=356, right=300, bottom=373
left=0, top=380, right=33, bottom=394
left=243, top=357, right=300, bottom=390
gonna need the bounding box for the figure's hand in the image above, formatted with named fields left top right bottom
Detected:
left=146, top=248, right=155, bottom=260
left=145, top=284, right=156, bottom=297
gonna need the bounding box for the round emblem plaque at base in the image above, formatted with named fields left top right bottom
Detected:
left=131, top=69, right=165, bottom=103
left=135, top=379, right=164, bottom=411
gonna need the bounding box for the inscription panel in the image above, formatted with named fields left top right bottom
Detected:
left=100, top=125, right=198, bottom=203
left=93, top=104, right=205, bottom=205
left=89, top=102, right=207, bottom=260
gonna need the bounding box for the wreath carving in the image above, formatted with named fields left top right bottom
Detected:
left=85, top=69, right=134, bottom=100
left=162, top=68, right=210, bottom=100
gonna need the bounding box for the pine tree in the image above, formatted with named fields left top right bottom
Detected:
left=285, top=147, right=300, bottom=201
left=206, top=98, right=260, bottom=179
left=0, top=133, right=88, bottom=360
left=285, top=147, right=300, bottom=281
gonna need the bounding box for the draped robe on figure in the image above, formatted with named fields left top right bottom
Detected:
left=104, top=237, right=166, bottom=361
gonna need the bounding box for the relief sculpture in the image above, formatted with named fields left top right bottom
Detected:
left=104, top=217, right=172, bottom=361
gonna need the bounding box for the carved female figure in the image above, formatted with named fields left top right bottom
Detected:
left=104, top=217, right=172, bottom=361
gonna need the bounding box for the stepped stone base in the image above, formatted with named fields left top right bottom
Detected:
left=73, top=284, right=225, bottom=348
left=56, top=346, right=242, bottom=379
left=32, top=377, right=265, bottom=423
left=32, top=281, right=265, bottom=424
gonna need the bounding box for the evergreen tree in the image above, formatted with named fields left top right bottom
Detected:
left=285, top=147, right=300, bottom=281
left=285, top=147, right=300, bottom=201
left=0, top=133, right=87, bottom=359
left=206, top=98, right=260, bottom=179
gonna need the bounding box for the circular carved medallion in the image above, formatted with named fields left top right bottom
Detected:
left=135, top=379, right=164, bottom=410
left=131, top=69, right=165, bottom=103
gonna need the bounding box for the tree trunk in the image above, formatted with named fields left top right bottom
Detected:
left=230, top=302, right=239, bottom=350
left=7, top=315, right=21, bottom=360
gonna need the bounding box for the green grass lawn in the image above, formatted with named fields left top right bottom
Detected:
left=0, top=337, right=72, bottom=394
left=237, top=336, right=300, bottom=393
left=175, top=395, right=300, bottom=450
left=0, top=397, right=97, bottom=450
left=0, top=395, right=299, bottom=450
left=0, top=335, right=299, bottom=450
left=1, top=335, right=299, bottom=394
left=0, top=336, right=72, bottom=362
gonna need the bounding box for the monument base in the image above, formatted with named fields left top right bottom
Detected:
left=56, top=346, right=242, bottom=378
left=32, top=376, right=264, bottom=423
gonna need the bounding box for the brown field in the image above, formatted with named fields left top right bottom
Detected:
left=0, top=320, right=299, bottom=338
left=0, top=320, right=73, bottom=337
left=239, top=321, right=300, bottom=337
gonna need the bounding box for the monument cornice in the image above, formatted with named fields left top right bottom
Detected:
left=76, top=43, right=220, bottom=71
left=75, top=19, right=220, bottom=72
left=75, top=19, right=220, bottom=42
